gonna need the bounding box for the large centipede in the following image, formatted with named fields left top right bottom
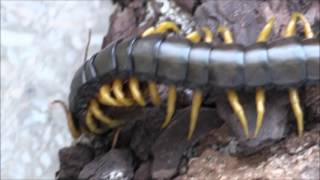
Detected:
left=55, top=12, right=319, bottom=143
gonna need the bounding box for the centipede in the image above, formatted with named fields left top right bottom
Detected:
left=54, top=12, right=319, bottom=143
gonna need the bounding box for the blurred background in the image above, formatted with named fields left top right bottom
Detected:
left=1, top=1, right=116, bottom=179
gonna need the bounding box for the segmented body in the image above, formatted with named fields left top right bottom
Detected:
left=67, top=13, right=320, bottom=140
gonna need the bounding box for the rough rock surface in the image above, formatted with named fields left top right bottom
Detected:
left=78, top=149, right=134, bottom=180
left=56, top=145, right=94, bottom=179
left=176, top=130, right=320, bottom=180
left=151, top=108, right=223, bottom=179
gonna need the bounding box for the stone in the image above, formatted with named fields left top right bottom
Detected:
left=305, top=85, right=320, bottom=120
left=151, top=107, right=223, bottom=179
left=130, top=108, right=165, bottom=161
left=78, top=149, right=134, bottom=180
left=194, top=0, right=263, bottom=45
left=56, top=145, right=94, bottom=179
left=174, top=0, right=198, bottom=14
left=177, top=130, right=320, bottom=180
left=134, top=161, right=152, bottom=180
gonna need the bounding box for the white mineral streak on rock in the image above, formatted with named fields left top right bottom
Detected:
left=154, top=0, right=194, bottom=33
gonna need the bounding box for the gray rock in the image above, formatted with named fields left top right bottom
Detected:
left=78, top=149, right=134, bottom=180
left=134, top=161, right=152, bottom=180
left=130, top=108, right=165, bottom=161
left=57, top=145, right=94, bottom=179
left=151, top=107, right=223, bottom=179
left=174, top=0, right=197, bottom=13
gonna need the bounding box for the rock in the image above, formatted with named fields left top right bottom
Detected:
left=174, top=0, right=198, bottom=14
left=305, top=85, right=320, bottom=120
left=284, top=132, right=320, bottom=155
left=216, top=91, right=289, bottom=154
left=194, top=0, right=264, bottom=45
left=134, top=161, right=152, bottom=180
left=177, top=130, right=320, bottom=180
left=78, top=149, right=134, bottom=180
left=102, top=7, right=138, bottom=47
left=56, top=145, right=94, bottom=179
left=151, top=107, right=223, bottom=179
left=130, top=108, right=165, bottom=161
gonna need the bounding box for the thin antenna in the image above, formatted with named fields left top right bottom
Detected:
left=83, top=29, right=92, bottom=62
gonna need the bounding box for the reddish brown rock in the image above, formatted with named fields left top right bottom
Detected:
left=134, top=161, right=152, bottom=180
left=176, top=131, right=320, bottom=180
left=151, top=107, right=223, bottom=179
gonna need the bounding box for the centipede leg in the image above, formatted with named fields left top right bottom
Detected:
left=155, top=21, right=180, bottom=34
left=129, top=76, right=146, bottom=106
left=161, top=85, right=177, bottom=128
left=113, top=79, right=133, bottom=106
left=98, top=84, right=123, bottom=106
left=51, top=100, right=81, bottom=139
left=89, top=99, right=122, bottom=128
left=253, top=17, right=274, bottom=137
left=218, top=25, right=249, bottom=138
left=186, top=31, right=201, bottom=43
left=283, top=13, right=314, bottom=136
left=148, top=81, right=161, bottom=106
left=185, top=29, right=212, bottom=139
left=289, top=89, right=304, bottom=136
left=188, top=90, right=202, bottom=140
left=201, top=27, right=214, bottom=43
left=85, top=111, right=108, bottom=134
left=254, top=88, right=266, bottom=138
left=227, top=90, right=249, bottom=138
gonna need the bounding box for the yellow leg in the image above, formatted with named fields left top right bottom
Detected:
left=161, top=85, right=177, bottom=128
left=201, top=27, right=214, bottom=43
left=85, top=111, right=107, bottom=134
left=142, top=26, right=156, bottom=37
left=283, top=13, right=314, bottom=136
left=227, top=90, right=249, bottom=138
left=148, top=81, right=161, bottom=106
left=98, top=85, right=123, bottom=106
left=184, top=29, right=213, bottom=139
left=129, top=76, right=146, bottom=106
left=155, top=21, right=180, bottom=34
left=284, top=12, right=314, bottom=38
left=186, top=31, right=201, bottom=43
left=253, top=18, right=274, bottom=137
left=188, top=90, right=202, bottom=140
left=218, top=26, right=249, bottom=138
left=112, top=79, right=133, bottom=106
left=257, top=17, right=275, bottom=42
left=217, top=25, right=234, bottom=44
left=51, top=100, right=81, bottom=139
left=89, top=100, right=121, bottom=128
left=254, top=88, right=266, bottom=138
left=289, top=89, right=304, bottom=136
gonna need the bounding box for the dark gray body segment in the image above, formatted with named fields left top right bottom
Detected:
left=302, top=38, right=320, bottom=83
left=267, top=38, right=307, bottom=86
left=68, top=35, right=320, bottom=123
left=208, top=44, right=245, bottom=89
left=244, top=43, right=270, bottom=87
